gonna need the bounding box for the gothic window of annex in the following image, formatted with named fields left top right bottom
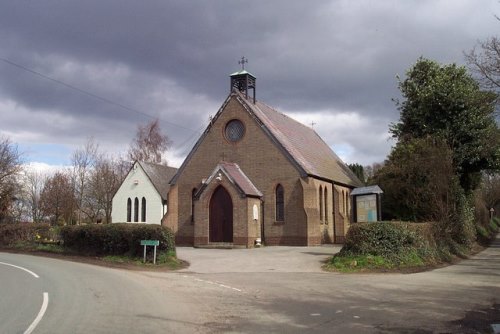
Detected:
left=275, top=184, right=285, bottom=222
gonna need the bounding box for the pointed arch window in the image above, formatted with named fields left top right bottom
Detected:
left=342, top=191, right=346, bottom=214
left=191, top=188, right=197, bottom=224
left=324, top=188, right=328, bottom=223
left=319, top=186, right=323, bottom=221
left=345, top=191, right=349, bottom=216
left=275, top=184, right=285, bottom=222
left=141, top=197, right=146, bottom=222
left=126, top=198, right=131, bottom=222
left=134, top=197, right=139, bottom=222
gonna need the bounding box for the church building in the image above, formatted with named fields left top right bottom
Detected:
left=163, top=68, right=362, bottom=247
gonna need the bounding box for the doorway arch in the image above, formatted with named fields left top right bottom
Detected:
left=209, top=186, right=233, bottom=243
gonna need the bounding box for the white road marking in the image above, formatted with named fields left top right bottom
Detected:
left=24, top=292, right=49, bottom=334
left=310, top=313, right=321, bottom=316
left=0, top=261, right=39, bottom=278
left=192, top=277, right=242, bottom=292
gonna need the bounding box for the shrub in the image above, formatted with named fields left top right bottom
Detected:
left=490, top=218, right=499, bottom=232
left=339, top=222, right=430, bottom=262
left=0, top=223, right=52, bottom=246
left=60, top=223, right=175, bottom=257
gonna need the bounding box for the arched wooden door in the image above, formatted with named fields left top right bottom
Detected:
left=209, top=186, right=233, bottom=243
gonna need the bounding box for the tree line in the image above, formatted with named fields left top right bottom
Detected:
left=0, top=119, right=171, bottom=225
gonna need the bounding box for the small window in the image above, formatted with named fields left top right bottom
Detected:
left=141, top=197, right=146, bottom=222
left=134, top=197, right=139, bottom=222
left=276, top=184, right=285, bottom=221
left=126, top=198, right=131, bottom=222
left=319, top=186, right=323, bottom=221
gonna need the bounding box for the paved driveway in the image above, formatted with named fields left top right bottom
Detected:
left=176, top=245, right=342, bottom=273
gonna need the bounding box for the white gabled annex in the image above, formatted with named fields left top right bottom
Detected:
left=112, top=161, right=177, bottom=225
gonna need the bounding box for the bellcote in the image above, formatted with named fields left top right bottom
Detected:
left=230, top=57, right=256, bottom=103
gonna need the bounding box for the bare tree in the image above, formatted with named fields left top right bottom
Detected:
left=128, top=119, right=172, bottom=164
left=87, top=157, right=125, bottom=223
left=0, top=137, right=22, bottom=223
left=71, top=138, right=99, bottom=224
left=22, top=169, right=48, bottom=223
left=466, top=36, right=500, bottom=91
left=40, top=171, right=76, bottom=225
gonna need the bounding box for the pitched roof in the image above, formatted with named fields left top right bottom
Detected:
left=171, top=90, right=363, bottom=188
left=350, top=185, right=383, bottom=196
left=234, top=91, right=363, bottom=187
left=196, top=162, right=262, bottom=198
left=219, top=162, right=263, bottom=197
left=138, top=161, right=178, bottom=200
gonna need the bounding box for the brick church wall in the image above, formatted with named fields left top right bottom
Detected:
left=169, top=96, right=308, bottom=246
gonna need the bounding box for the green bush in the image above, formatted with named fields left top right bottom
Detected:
left=0, top=223, right=52, bottom=246
left=60, top=223, right=175, bottom=257
left=340, top=222, right=427, bottom=259
left=489, top=218, right=499, bottom=233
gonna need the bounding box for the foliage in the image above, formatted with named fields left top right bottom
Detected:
left=328, top=254, right=391, bottom=272
left=347, top=163, right=365, bottom=184
left=60, top=223, right=175, bottom=257
left=475, top=173, right=500, bottom=224
left=363, top=162, right=384, bottom=184
left=103, top=250, right=182, bottom=268
left=0, top=223, right=51, bottom=246
left=391, top=57, right=499, bottom=193
left=327, top=222, right=435, bottom=272
left=373, top=137, right=459, bottom=222
left=0, top=137, right=23, bottom=223
left=339, top=222, right=430, bottom=261
left=476, top=216, right=499, bottom=246
left=128, top=119, right=172, bottom=164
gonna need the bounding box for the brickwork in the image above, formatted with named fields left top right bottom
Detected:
left=167, top=96, right=311, bottom=247
left=164, top=94, right=356, bottom=247
left=333, top=184, right=352, bottom=243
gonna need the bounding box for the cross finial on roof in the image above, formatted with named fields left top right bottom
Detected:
left=310, top=121, right=316, bottom=129
left=238, top=56, right=248, bottom=70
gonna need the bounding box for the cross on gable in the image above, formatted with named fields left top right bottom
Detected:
left=238, top=57, right=248, bottom=70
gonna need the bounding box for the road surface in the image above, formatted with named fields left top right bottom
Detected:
left=1, top=235, right=499, bottom=333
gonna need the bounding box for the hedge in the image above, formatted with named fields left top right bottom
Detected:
left=339, top=222, right=431, bottom=261
left=60, top=223, right=175, bottom=257
left=0, top=223, right=52, bottom=246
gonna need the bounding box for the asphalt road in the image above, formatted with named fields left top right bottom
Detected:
left=1, top=235, right=499, bottom=333
left=0, top=253, right=210, bottom=333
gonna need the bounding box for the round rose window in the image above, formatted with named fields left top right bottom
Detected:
left=225, top=119, right=245, bottom=142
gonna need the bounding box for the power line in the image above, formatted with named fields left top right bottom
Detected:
left=0, top=57, right=199, bottom=134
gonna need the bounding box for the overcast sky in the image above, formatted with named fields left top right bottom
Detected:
left=1, top=1, right=498, bottom=170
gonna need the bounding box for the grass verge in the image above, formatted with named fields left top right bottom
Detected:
left=102, top=250, right=184, bottom=269
left=0, top=243, right=184, bottom=271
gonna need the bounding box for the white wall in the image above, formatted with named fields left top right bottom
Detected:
left=112, top=163, right=164, bottom=224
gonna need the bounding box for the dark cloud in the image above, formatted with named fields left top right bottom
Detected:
left=0, top=0, right=498, bottom=166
